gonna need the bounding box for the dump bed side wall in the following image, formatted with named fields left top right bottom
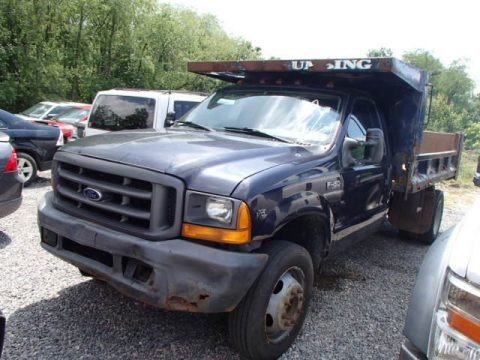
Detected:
left=406, top=131, right=464, bottom=193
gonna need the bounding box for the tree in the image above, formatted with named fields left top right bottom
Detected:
left=366, top=47, right=393, bottom=57
left=0, top=1, right=261, bottom=112
left=402, top=49, right=444, bottom=76
left=402, top=49, right=478, bottom=146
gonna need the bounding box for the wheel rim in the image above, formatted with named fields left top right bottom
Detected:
left=265, top=266, right=306, bottom=344
left=17, top=157, right=34, bottom=182
left=432, top=198, right=443, bottom=237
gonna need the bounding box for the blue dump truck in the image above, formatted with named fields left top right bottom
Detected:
left=38, top=58, right=463, bottom=359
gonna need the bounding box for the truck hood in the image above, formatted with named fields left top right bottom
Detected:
left=61, top=130, right=313, bottom=196
left=448, top=199, right=480, bottom=284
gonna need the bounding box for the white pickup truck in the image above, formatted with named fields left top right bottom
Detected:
left=84, top=89, right=206, bottom=137
left=401, top=200, right=480, bottom=359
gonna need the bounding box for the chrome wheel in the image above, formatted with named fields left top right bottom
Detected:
left=16, top=152, right=38, bottom=186
left=17, top=157, right=34, bottom=182
left=265, top=266, right=305, bottom=344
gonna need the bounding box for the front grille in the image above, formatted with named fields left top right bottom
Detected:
left=52, top=152, right=184, bottom=240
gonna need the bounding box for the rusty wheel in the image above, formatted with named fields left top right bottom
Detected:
left=228, top=240, right=313, bottom=360
left=265, top=267, right=306, bottom=344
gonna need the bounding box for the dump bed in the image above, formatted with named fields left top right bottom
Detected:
left=188, top=58, right=463, bottom=194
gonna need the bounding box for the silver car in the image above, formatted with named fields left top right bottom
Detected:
left=400, top=200, right=480, bottom=359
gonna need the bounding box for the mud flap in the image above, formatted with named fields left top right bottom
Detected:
left=388, top=187, right=436, bottom=234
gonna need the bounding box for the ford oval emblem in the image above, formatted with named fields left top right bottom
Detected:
left=83, top=187, right=103, bottom=202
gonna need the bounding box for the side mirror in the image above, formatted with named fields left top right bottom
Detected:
left=365, top=128, right=385, bottom=163
left=165, top=112, right=176, bottom=127
left=44, top=115, right=54, bottom=120
left=342, top=137, right=360, bottom=168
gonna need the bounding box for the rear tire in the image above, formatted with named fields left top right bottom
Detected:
left=228, top=241, right=313, bottom=360
left=17, top=152, right=38, bottom=186
left=399, top=190, right=444, bottom=245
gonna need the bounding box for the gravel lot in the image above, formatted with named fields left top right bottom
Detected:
left=0, top=172, right=477, bottom=359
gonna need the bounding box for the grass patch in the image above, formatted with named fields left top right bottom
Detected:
left=454, top=150, right=478, bottom=187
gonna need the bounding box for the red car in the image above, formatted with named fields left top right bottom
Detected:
left=48, top=104, right=92, bottom=140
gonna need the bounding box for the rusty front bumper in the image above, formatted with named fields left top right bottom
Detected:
left=38, top=191, right=268, bottom=313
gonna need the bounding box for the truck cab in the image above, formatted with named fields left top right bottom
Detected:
left=84, top=89, right=206, bottom=136
left=38, top=58, right=463, bottom=360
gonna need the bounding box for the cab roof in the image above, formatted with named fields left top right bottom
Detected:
left=97, top=89, right=208, bottom=98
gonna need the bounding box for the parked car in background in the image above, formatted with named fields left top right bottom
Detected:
left=0, top=109, right=63, bottom=186
left=17, top=101, right=90, bottom=142
left=400, top=200, right=480, bottom=359
left=474, top=156, right=480, bottom=187
left=84, top=89, right=206, bottom=137
left=0, top=132, right=22, bottom=218
left=17, top=101, right=88, bottom=122
left=48, top=104, right=91, bottom=140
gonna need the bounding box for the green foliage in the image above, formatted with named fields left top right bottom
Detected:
left=465, top=123, right=480, bottom=150
left=403, top=49, right=444, bottom=75
left=403, top=50, right=480, bottom=149
left=0, top=0, right=261, bottom=112
left=366, top=47, right=393, bottom=57
left=428, top=94, right=467, bottom=133
left=455, top=150, right=479, bottom=187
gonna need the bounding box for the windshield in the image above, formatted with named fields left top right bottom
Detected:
left=47, top=105, right=75, bottom=118
left=89, top=95, right=156, bottom=131
left=180, top=88, right=342, bottom=146
left=22, top=103, right=53, bottom=118
left=55, top=108, right=90, bottom=124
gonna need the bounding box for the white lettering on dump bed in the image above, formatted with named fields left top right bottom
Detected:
left=291, top=60, right=314, bottom=70
left=326, top=59, right=372, bottom=70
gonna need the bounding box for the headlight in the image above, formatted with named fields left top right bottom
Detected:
left=206, top=197, right=233, bottom=224
left=182, top=191, right=251, bottom=244
left=431, top=271, right=480, bottom=359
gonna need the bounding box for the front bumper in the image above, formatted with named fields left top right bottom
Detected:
left=38, top=192, right=268, bottom=313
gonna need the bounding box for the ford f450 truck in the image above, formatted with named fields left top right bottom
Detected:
left=38, top=58, right=463, bottom=360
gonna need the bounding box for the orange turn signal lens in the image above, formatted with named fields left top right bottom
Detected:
left=448, top=306, right=480, bottom=344
left=182, top=202, right=251, bottom=244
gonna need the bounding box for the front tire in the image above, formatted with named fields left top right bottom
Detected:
left=17, top=152, right=38, bottom=186
left=228, top=241, right=313, bottom=360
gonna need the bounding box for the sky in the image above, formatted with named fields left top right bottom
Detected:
left=162, top=0, right=480, bottom=92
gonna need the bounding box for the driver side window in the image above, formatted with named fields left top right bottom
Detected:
left=0, top=119, right=7, bottom=129
left=347, top=99, right=382, bottom=162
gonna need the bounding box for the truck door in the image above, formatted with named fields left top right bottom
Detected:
left=336, top=98, right=390, bottom=230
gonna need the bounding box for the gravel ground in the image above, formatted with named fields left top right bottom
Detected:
left=0, top=172, right=477, bottom=360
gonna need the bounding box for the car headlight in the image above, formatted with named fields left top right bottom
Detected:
left=206, top=197, right=233, bottom=224
left=181, top=191, right=251, bottom=244
left=431, top=270, right=480, bottom=359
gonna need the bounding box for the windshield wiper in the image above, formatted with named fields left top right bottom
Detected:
left=223, top=127, right=292, bottom=143
left=173, top=120, right=212, bottom=131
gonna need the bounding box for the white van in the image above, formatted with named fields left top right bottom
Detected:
left=85, top=89, right=206, bottom=136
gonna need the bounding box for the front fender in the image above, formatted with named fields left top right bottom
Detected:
left=403, top=226, right=456, bottom=354
left=249, top=189, right=331, bottom=241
